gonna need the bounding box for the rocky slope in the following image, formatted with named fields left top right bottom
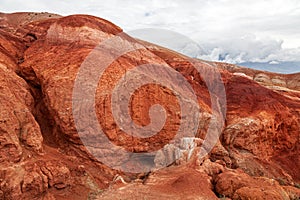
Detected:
left=0, top=12, right=299, bottom=200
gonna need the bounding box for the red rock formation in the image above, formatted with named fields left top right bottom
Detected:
left=0, top=12, right=299, bottom=199
left=98, top=165, right=218, bottom=200
left=215, top=170, right=290, bottom=199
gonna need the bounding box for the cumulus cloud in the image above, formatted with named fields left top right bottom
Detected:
left=197, top=34, right=300, bottom=66
left=1, top=0, right=300, bottom=72
left=198, top=34, right=284, bottom=63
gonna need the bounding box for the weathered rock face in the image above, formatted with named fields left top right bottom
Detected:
left=0, top=13, right=121, bottom=200
left=0, top=12, right=299, bottom=199
left=98, top=165, right=219, bottom=200
left=215, top=170, right=291, bottom=199
left=215, top=62, right=300, bottom=184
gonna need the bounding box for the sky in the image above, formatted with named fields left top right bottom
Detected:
left=1, top=0, right=300, bottom=73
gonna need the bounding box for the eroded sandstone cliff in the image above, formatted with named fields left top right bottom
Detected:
left=0, top=12, right=299, bottom=200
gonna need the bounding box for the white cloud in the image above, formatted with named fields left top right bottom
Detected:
left=269, top=61, right=280, bottom=65
left=197, top=34, right=284, bottom=63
